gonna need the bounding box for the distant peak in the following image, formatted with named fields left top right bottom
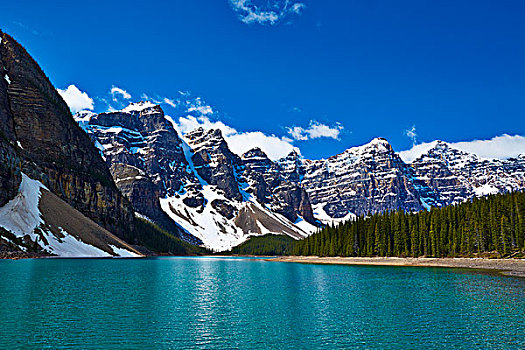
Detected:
left=411, top=140, right=479, bottom=163
left=184, top=127, right=226, bottom=146
left=121, top=101, right=158, bottom=113
left=73, top=109, right=95, bottom=119
left=242, top=147, right=269, bottom=159
left=371, top=137, right=389, bottom=143
left=364, top=137, right=392, bottom=150
left=286, top=149, right=301, bottom=158
left=433, top=140, right=450, bottom=148
left=73, top=110, right=96, bottom=125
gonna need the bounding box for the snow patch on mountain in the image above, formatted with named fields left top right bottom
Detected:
left=122, top=101, right=157, bottom=113
left=0, top=174, right=139, bottom=257
left=473, top=184, right=499, bottom=196
left=312, top=203, right=355, bottom=226
left=0, top=173, right=45, bottom=238
left=42, top=227, right=110, bottom=258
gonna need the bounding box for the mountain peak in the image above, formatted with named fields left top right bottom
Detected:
left=413, top=140, right=479, bottom=164
left=353, top=137, right=393, bottom=153
left=242, top=147, right=269, bottom=160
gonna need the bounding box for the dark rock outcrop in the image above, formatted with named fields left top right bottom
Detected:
left=240, top=147, right=316, bottom=224
left=185, top=128, right=243, bottom=201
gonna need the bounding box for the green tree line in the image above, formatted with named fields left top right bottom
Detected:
left=127, top=218, right=208, bottom=256
left=229, top=234, right=295, bottom=256
left=293, top=191, right=525, bottom=257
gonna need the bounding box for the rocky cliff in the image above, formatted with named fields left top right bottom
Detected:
left=0, top=47, right=21, bottom=207
left=0, top=30, right=134, bottom=238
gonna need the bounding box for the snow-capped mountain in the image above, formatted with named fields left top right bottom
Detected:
left=277, top=137, right=441, bottom=219
left=410, top=140, right=525, bottom=204
left=75, top=101, right=525, bottom=251
left=77, top=103, right=317, bottom=251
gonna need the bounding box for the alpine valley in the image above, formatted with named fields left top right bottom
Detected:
left=0, top=30, right=524, bottom=255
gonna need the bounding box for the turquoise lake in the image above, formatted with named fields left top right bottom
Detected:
left=0, top=257, right=523, bottom=349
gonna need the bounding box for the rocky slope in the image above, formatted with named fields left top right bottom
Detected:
left=77, top=104, right=317, bottom=251
left=0, top=173, right=141, bottom=257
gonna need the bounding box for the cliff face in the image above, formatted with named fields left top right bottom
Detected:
left=0, top=34, right=21, bottom=207
left=0, top=31, right=133, bottom=238
left=240, top=147, right=315, bottom=224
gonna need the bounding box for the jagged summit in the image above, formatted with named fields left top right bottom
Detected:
left=410, top=139, right=524, bottom=204
left=413, top=141, right=480, bottom=172
left=242, top=147, right=268, bottom=159
left=356, top=137, right=393, bottom=152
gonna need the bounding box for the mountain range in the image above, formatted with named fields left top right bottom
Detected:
left=76, top=102, right=525, bottom=251
left=0, top=29, right=524, bottom=255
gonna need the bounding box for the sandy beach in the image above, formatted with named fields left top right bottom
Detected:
left=270, top=256, right=525, bottom=278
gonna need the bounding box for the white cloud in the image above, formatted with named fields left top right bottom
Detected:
left=57, top=85, right=94, bottom=113
left=163, top=98, right=177, bottom=108
left=188, top=105, right=213, bottom=115
left=168, top=114, right=297, bottom=160
left=287, top=121, right=344, bottom=141
left=291, top=3, right=306, bottom=14
left=229, top=0, right=306, bottom=25
left=110, top=86, right=131, bottom=101
left=175, top=115, right=237, bottom=137
left=398, top=142, right=438, bottom=163
left=399, top=134, right=525, bottom=162
left=227, top=132, right=299, bottom=160
left=404, top=125, right=417, bottom=145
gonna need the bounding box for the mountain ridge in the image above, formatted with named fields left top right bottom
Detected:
left=75, top=101, right=525, bottom=251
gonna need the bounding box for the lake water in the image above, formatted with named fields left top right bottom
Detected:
left=0, top=257, right=523, bottom=349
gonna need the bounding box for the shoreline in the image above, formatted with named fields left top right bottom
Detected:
left=269, top=256, right=525, bottom=278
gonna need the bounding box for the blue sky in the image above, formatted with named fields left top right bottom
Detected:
left=1, top=0, right=525, bottom=160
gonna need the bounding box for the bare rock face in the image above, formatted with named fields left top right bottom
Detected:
left=0, top=39, right=21, bottom=207
left=0, top=141, right=20, bottom=207
left=0, top=31, right=133, bottom=237
left=78, top=102, right=202, bottom=244
left=211, top=199, right=236, bottom=220
left=110, top=163, right=160, bottom=220
left=89, top=102, right=190, bottom=196
left=240, top=147, right=316, bottom=224
left=185, top=128, right=243, bottom=201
